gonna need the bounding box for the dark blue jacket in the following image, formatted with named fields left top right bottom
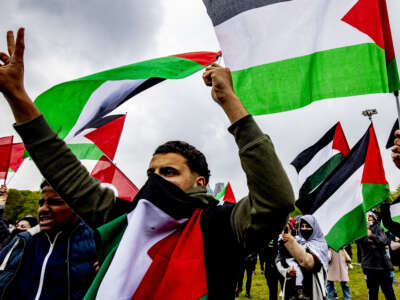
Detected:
left=0, top=219, right=97, bottom=300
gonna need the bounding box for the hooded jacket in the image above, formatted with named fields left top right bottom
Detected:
left=0, top=220, right=97, bottom=300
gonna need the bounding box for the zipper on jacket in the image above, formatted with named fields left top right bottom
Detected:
left=34, top=231, right=62, bottom=300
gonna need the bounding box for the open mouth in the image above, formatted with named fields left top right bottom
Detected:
left=39, top=216, right=54, bottom=225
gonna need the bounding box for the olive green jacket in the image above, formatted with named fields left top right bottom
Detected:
left=14, top=114, right=294, bottom=248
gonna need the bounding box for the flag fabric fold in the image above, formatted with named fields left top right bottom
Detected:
left=34, top=51, right=221, bottom=140
left=84, top=174, right=208, bottom=300
left=0, top=136, right=14, bottom=181
left=203, top=0, right=400, bottom=115
left=296, top=124, right=389, bottom=251
left=291, top=122, right=350, bottom=199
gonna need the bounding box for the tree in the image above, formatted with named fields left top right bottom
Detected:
left=3, top=189, right=40, bottom=224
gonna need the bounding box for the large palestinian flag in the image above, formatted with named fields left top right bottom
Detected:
left=296, top=124, right=389, bottom=251
left=203, top=0, right=400, bottom=115
left=34, top=51, right=221, bottom=140
left=84, top=174, right=208, bottom=300
left=291, top=122, right=350, bottom=199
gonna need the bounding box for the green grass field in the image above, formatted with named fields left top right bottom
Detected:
left=236, top=259, right=400, bottom=299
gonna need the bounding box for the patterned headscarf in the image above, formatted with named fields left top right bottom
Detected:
left=297, top=215, right=329, bottom=272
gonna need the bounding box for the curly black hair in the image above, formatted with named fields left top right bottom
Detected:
left=153, top=141, right=211, bottom=184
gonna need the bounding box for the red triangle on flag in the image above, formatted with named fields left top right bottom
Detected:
left=85, top=115, right=126, bottom=161
left=0, top=136, right=14, bottom=181
left=9, top=143, right=25, bottom=172
left=91, top=155, right=139, bottom=202
left=223, top=182, right=236, bottom=204
left=332, top=122, right=350, bottom=157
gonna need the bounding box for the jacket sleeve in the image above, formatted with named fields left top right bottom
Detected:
left=229, top=115, right=295, bottom=248
left=13, top=115, right=130, bottom=228
left=381, top=203, right=400, bottom=237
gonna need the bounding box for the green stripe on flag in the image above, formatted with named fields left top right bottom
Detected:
left=361, top=183, right=390, bottom=211
left=325, top=204, right=367, bottom=251
left=199, top=295, right=208, bottom=300
left=387, top=58, right=400, bottom=92
left=233, top=43, right=389, bottom=115
left=216, top=184, right=227, bottom=200
left=299, top=153, right=343, bottom=198
left=68, top=144, right=104, bottom=160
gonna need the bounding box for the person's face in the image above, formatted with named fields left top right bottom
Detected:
left=37, top=186, right=78, bottom=232
left=300, top=222, right=312, bottom=230
left=16, top=220, right=31, bottom=230
left=147, top=153, right=206, bottom=192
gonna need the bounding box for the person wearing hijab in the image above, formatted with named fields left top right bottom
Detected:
left=280, top=215, right=329, bottom=300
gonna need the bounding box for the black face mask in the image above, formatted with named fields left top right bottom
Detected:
left=300, top=229, right=313, bottom=240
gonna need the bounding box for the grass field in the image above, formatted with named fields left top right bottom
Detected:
left=235, top=253, right=400, bottom=299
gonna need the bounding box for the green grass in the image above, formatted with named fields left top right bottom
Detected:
left=236, top=252, right=400, bottom=299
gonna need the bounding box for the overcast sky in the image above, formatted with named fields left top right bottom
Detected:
left=1, top=0, right=400, bottom=200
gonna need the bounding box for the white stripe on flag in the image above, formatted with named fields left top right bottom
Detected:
left=313, top=166, right=363, bottom=235
left=390, top=202, right=400, bottom=219
left=96, top=199, right=188, bottom=300
left=214, top=0, right=373, bottom=71
left=65, top=79, right=146, bottom=140
left=297, top=142, right=338, bottom=188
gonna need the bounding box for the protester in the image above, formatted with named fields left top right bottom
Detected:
left=356, top=212, right=397, bottom=300
left=0, top=181, right=97, bottom=299
left=326, top=247, right=351, bottom=300
left=235, top=251, right=257, bottom=298
left=278, top=215, right=329, bottom=300
left=0, top=184, right=38, bottom=250
left=0, top=28, right=294, bottom=299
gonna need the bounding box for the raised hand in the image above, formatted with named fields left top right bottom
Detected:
left=202, top=63, right=248, bottom=124
left=0, top=28, right=26, bottom=100
left=392, top=129, right=400, bottom=169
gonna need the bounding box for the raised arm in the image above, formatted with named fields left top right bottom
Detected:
left=202, top=65, right=295, bottom=248
left=0, top=28, right=127, bottom=228
left=281, top=231, right=316, bottom=271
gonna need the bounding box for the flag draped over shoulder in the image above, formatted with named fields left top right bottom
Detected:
left=203, top=0, right=400, bottom=115
left=215, top=182, right=236, bottom=203
left=34, top=51, right=221, bottom=140
left=291, top=122, right=350, bottom=200
left=84, top=174, right=208, bottom=300
left=296, top=124, right=389, bottom=251
left=0, top=137, right=13, bottom=181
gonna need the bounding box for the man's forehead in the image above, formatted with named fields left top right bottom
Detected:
left=149, top=152, right=188, bottom=167
left=40, top=186, right=62, bottom=198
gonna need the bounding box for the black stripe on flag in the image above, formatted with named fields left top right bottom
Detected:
left=296, top=126, right=370, bottom=214
left=386, top=120, right=399, bottom=149
left=75, top=114, right=124, bottom=136
left=202, top=0, right=293, bottom=26
left=291, top=123, right=338, bottom=173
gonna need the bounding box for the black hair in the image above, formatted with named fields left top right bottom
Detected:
left=153, top=141, right=211, bottom=184
left=40, top=180, right=50, bottom=190
left=17, top=216, right=38, bottom=227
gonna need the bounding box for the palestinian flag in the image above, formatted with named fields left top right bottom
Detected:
left=390, top=197, right=400, bottom=223
left=296, top=124, right=389, bottom=251
left=84, top=174, right=208, bottom=300
left=34, top=51, right=221, bottom=140
left=385, top=119, right=399, bottom=149
left=203, top=0, right=400, bottom=115
left=91, top=155, right=139, bottom=202
left=9, top=143, right=25, bottom=173
left=0, top=136, right=13, bottom=181
left=291, top=122, right=350, bottom=199
left=215, top=182, right=236, bottom=203
left=67, top=114, right=126, bottom=160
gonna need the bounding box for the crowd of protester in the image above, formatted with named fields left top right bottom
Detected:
left=0, top=28, right=399, bottom=300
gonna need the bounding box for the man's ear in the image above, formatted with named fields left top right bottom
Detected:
left=195, top=176, right=206, bottom=187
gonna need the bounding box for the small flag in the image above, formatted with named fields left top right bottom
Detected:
left=203, top=0, right=400, bottom=115
left=296, top=124, right=389, bottom=251
left=0, top=136, right=14, bottom=181
left=390, top=196, right=400, bottom=223
left=34, top=51, right=221, bottom=140
left=385, top=120, right=399, bottom=149
left=91, top=155, right=138, bottom=202
left=8, top=143, right=25, bottom=173
left=291, top=122, right=350, bottom=199
left=215, top=182, right=236, bottom=203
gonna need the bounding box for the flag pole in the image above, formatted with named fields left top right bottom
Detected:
left=395, top=90, right=400, bottom=128
left=4, top=136, right=14, bottom=184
